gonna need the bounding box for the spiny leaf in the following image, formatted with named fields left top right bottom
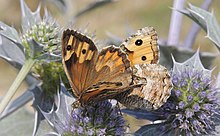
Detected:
left=172, top=49, right=212, bottom=79
left=0, top=90, right=33, bottom=120
left=0, top=22, right=24, bottom=52
left=159, top=45, right=216, bottom=70
left=20, top=0, right=41, bottom=33
left=180, top=3, right=220, bottom=51
left=39, top=83, right=75, bottom=134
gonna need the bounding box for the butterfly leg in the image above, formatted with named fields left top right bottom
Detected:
left=116, top=101, right=123, bottom=116
left=71, top=100, right=81, bottom=109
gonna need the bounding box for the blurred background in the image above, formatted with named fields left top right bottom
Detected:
left=0, top=0, right=220, bottom=135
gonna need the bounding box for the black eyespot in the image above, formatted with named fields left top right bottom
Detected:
left=82, top=49, right=86, bottom=54
left=67, top=45, right=72, bottom=51
left=135, top=39, right=143, bottom=46
left=142, top=56, right=147, bottom=61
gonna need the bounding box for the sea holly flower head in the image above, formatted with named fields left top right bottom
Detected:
left=42, top=85, right=127, bottom=136
left=0, top=0, right=61, bottom=62
left=154, top=51, right=220, bottom=136
left=0, top=1, right=63, bottom=134
left=21, top=18, right=60, bottom=59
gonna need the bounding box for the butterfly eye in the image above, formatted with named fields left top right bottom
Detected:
left=82, top=49, right=87, bottom=54
left=135, top=39, right=143, bottom=46
left=67, top=45, right=72, bottom=51
left=142, top=56, right=147, bottom=61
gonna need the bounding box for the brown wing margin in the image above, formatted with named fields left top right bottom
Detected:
left=62, top=29, right=98, bottom=97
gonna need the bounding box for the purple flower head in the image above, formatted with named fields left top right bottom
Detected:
left=178, top=101, right=185, bottom=109
left=176, top=113, right=183, bottom=122
left=71, top=111, right=79, bottom=121
left=187, top=95, right=193, bottom=102
left=97, top=128, right=106, bottom=136
left=77, top=126, right=84, bottom=135
left=97, top=107, right=105, bottom=116
left=153, top=52, right=220, bottom=136
left=192, top=119, right=203, bottom=133
left=95, top=117, right=103, bottom=125
left=83, top=117, right=90, bottom=123
left=199, top=91, right=206, bottom=99
left=110, top=108, right=120, bottom=118
left=73, top=108, right=82, bottom=115
left=203, top=78, right=211, bottom=84
left=115, top=127, right=125, bottom=135
left=193, top=71, right=201, bottom=79
left=188, top=70, right=194, bottom=78
left=185, top=109, right=194, bottom=118
left=108, top=121, right=115, bottom=128
left=175, top=90, right=182, bottom=97
left=53, top=100, right=126, bottom=135
left=193, top=82, right=200, bottom=90
left=172, top=74, right=179, bottom=86
left=70, top=125, right=76, bottom=132
left=207, top=91, right=217, bottom=101
left=167, top=102, right=176, bottom=110
left=193, top=103, right=200, bottom=112
left=182, top=71, right=189, bottom=78
left=198, top=113, right=206, bottom=120
left=87, top=129, right=94, bottom=136
left=202, top=104, right=212, bottom=111
left=181, top=121, right=189, bottom=130
left=180, top=80, right=187, bottom=87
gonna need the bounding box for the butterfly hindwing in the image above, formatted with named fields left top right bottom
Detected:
left=115, top=27, right=172, bottom=110
left=120, top=27, right=159, bottom=66
left=115, top=64, right=172, bottom=110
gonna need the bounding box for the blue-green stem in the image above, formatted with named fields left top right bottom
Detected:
left=0, top=59, right=36, bottom=116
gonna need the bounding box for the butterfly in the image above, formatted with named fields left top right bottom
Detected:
left=62, top=27, right=172, bottom=110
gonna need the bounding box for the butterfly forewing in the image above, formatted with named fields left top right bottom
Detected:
left=62, top=29, right=98, bottom=97
left=62, top=29, right=133, bottom=106
left=80, top=46, right=133, bottom=105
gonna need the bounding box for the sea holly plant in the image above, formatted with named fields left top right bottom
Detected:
left=0, top=0, right=61, bottom=128
left=0, top=0, right=128, bottom=135
left=123, top=51, right=220, bottom=136
left=0, top=0, right=118, bottom=120
left=41, top=83, right=127, bottom=136
left=1, top=1, right=220, bottom=136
